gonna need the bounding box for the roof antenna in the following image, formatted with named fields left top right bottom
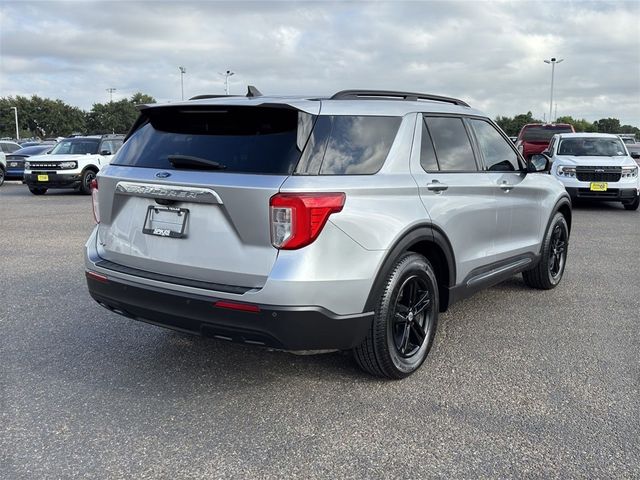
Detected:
left=246, top=85, right=262, bottom=98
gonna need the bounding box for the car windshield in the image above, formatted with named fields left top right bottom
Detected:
left=49, top=139, right=99, bottom=155
left=522, top=126, right=573, bottom=142
left=558, top=137, right=627, bottom=157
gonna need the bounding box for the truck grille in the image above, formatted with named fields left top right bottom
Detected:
left=28, top=162, right=63, bottom=170
left=575, top=166, right=621, bottom=182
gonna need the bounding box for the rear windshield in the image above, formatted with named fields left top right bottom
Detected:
left=114, top=106, right=401, bottom=175
left=113, top=107, right=310, bottom=174
left=522, top=125, right=573, bottom=142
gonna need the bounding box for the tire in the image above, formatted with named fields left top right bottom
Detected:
left=523, top=212, right=569, bottom=289
left=29, top=186, right=47, bottom=195
left=79, top=169, right=97, bottom=195
left=623, top=195, right=639, bottom=211
left=0, top=167, right=5, bottom=186
left=354, top=252, right=439, bottom=379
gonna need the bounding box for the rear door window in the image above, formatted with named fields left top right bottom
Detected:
left=423, top=116, right=477, bottom=171
left=522, top=126, right=573, bottom=142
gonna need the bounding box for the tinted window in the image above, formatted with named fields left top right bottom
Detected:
left=419, top=119, right=438, bottom=171
left=295, top=115, right=401, bottom=175
left=1, top=143, right=20, bottom=153
left=469, top=119, right=519, bottom=171
left=113, top=107, right=309, bottom=174
left=424, top=116, right=477, bottom=171
left=320, top=116, right=400, bottom=174
left=521, top=125, right=573, bottom=142
left=100, top=140, right=123, bottom=155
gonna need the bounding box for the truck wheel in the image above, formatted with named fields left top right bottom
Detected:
left=523, top=213, right=569, bottom=289
left=0, top=167, right=5, bottom=186
left=354, top=252, right=439, bottom=379
left=80, top=169, right=96, bottom=195
left=623, top=195, right=639, bottom=211
left=29, top=186, right=47, bottom=195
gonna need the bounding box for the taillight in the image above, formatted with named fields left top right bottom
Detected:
left=91, top=178, right=100, bottom=223
left=270, top=192, right=346, bottom=249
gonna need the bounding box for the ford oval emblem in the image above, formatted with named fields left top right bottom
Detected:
left=155, top=171, right=171, bottom=178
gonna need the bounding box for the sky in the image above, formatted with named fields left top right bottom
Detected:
left=1, top=0, right=639, bottom=126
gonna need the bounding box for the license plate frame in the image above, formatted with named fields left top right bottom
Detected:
left=590, top=182, right=608, bottom=192
left=142, top=206, right=190, bottom=238
left=37, top=174, right=49, bottom=182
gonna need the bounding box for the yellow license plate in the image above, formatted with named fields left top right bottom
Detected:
left=37, top=174, right=49, bottom=182
left=590, top=182, right=607, bottom=192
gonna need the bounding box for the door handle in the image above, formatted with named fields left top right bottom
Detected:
left=500, top=181, right=514, bottom=192
left=427, top=180, right=448, bottom=192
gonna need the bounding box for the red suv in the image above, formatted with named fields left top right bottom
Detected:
left=516, top=123, right=575, bottom=160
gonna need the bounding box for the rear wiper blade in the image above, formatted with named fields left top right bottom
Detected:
left=167, top=155, right=227, bottom=170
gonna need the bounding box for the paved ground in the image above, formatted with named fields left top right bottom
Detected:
left=1, top=181, right=639, bottom=479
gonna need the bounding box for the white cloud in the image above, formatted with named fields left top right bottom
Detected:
left=0, top=0, right=638, bottom=125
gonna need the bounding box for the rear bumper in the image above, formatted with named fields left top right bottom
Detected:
left=86, top=272, right=373, bottom=351
left=24, top=172, right=81, bottom=188
left=565, top=187, right=638, bottom=201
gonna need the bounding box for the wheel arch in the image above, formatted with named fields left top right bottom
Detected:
left=364, top=224, right=456, bottom=313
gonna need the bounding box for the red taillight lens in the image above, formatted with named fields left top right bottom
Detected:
left=86, top=270, right=108, bottom=283
left=269, top=192, right=345, bottom=249
left=90, top=178, right=100, bottom=224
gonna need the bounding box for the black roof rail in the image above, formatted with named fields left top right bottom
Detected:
left=189, top=94, right=235, bottom=100
left=330, top=90, right=470, bottom=107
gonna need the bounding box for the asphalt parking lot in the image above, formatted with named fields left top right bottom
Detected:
left=1, top=181, right=639, bottom=479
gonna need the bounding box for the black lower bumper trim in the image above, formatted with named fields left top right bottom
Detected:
left=86, top=274, right=373, bottom=351
left=566, top=187, right=637, bottom=201
left=24, top=172, right=81, bottom=188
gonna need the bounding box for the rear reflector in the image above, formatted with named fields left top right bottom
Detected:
left=213, top=300, right=261, bottom=313
left=86, top=270, right=108, bottom=283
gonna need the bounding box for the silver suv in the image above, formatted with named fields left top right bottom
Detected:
left=85, top=89, right=571, bottom=378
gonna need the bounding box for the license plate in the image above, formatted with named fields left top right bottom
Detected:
left=142, top=206, right=189, bottom=238
left=590, top=182, right=608, bottom=192
left=37, top=174, right=49, bottom=182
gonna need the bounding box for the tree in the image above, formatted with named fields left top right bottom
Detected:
left=85, top=92, right=156, bottom=134
left=555, top=116, right=597, bottom=132
left=0, top=95, right=85, bottom=138
left=495, top=111, right=542, bottom=137
left=594, top=118, right=621, bottom=133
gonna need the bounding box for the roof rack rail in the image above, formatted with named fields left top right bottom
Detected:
left=330, top=90, right=470, bottom=107
left=189, top=94, right=234, bottom=100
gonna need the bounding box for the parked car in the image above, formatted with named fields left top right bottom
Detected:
left=0, top=140, right=21, bottom=185
left=23, top=134, right=124, bottom=195
left=4, top=144, right=55, bottom=181
left=516, top=123, right=574, bottom=160
left=537, top=132, right=639, bottom=210
left=85, top=88, right=571, bottom=379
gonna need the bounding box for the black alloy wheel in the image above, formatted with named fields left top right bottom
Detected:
left=523, top=212, right=569, bottom=289
left=354, top=252, right=439, bottom=379
left=548, top=223, right=567, bottom=280
left=391, top=275, right=433, bottom=359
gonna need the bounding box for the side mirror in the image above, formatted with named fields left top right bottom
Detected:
left=100, top=149, right=112, bottom=156
left=528, top=154, right=549, bottom=173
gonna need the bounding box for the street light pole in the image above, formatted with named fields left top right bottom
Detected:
left=10, top=107, right=19, bottom=140
left=544, top=57, right=563, bottom=122
left=221, top=70, right=235, bottom=95
left=179, top=66, right=186, bottom=100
